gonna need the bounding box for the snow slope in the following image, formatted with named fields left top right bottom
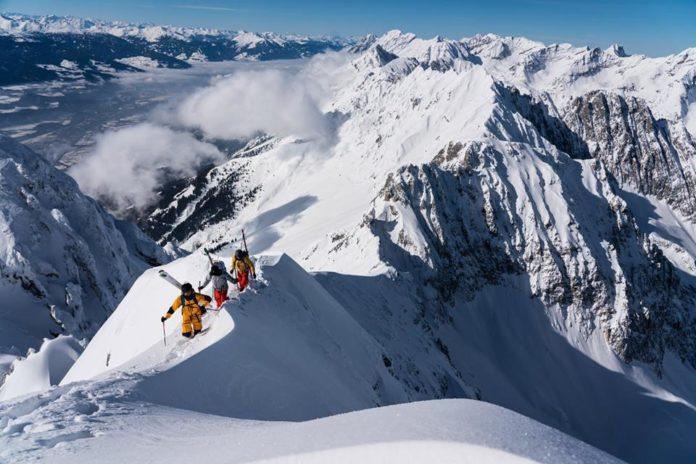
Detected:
left=63, top=253, right=413, bottom=420
left=0, top=135, right=169, bottom=394
left=2, top=254, right=618, bottom=463
left=0, top=335, right=81, bottom=401
left=0, top=396, right=620, bottom=464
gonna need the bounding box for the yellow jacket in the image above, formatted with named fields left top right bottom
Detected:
left=162, top=293, right=211, bottom=320
left=232, top=255, right=255, bottom=276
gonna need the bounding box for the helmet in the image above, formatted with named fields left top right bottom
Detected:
left=235, top=249, right=244, bottom=260
left=210, top=264, right=222, bottom=276
left=181, top=282, right=194, bottom=294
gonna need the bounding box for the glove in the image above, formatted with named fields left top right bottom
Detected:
left=199, top=306, right=207, bottom=315
left=161, top=316, right=166, bottom=323
left=252, top=273, right=257, bottom=279
left=197, top=286, right=203, bottom=291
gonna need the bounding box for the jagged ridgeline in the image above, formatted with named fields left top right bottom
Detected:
left=340, top=33, right=696, bottom=370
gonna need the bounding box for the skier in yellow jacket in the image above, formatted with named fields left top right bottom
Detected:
left=160, top=283, right=212, bottom=338
left=231, top=249, right=255, bottom=292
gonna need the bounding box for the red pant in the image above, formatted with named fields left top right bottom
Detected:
left=237, top=271, right=249, bottom=292
left=213, top=288, right=228, bottom=308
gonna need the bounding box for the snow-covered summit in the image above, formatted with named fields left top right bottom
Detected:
left=373, top=30, right=479, bottom=70
left=605, top=43, right=629, bottom=57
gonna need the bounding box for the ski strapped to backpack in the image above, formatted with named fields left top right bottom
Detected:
left=242, top=229, right=249, bottom=256
left=203, top=248, right=214, bottom=266
left=158, top=269, right=183, bottom=289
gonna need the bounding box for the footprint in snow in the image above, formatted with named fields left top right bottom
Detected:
left=35, top=430, right=93, bottom=448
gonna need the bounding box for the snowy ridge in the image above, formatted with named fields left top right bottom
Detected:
left=1, top=253, right=620, bottom=463
left=63, top=253, right=414, bottom=418
left=0, top=392, right=620, bottom=464
left=461, top=32, right=696, bottom=125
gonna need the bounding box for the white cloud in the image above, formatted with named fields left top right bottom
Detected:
left=71, top=54, right=352, bottom=214
left=173, top=67, right=334, bottom=141
left=70, top=123, right=223, bottom=214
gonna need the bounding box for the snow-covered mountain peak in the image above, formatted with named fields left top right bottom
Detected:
left=234, top=30, right=275, bottom=47
left=605, top=43, right=629, bottom=57
left=373, top=31, right=478, bottom=71
left=375, top=29, right=418, bottom=51
left=0, top=12, right=218, bottom=40
left=351, top=44, right=399, bottom=71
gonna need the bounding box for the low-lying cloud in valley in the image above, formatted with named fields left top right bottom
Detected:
left=71, top=54, right=350, bottom=214
left=173, top=68, right=333, bottom=140
left=70, top=123, right=223, bottom=214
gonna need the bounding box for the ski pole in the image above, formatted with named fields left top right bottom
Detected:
left=162, top=321, right=167, bottom=347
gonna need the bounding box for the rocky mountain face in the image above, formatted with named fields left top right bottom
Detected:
left=0, top=13, right=347, bottom=85
left=563, top=91, right=696, bottom=218
left=135, top=137, right=272, bottom=246
left=369, top=140, right=696, bottom=373
left=345, top=32, right=696, bottom=373
left=0, top=135, right=170, bottom=381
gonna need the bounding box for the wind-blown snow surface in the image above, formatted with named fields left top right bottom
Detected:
left=63, top=253, right=411, bottom=419
left=0, top=335, right=80, bottom=401
left=1, top=254, right=619, bottom=463
left=126, top=32, right=696, bottom=462
left=0, top=397, right=620, bottom=464
left=0, top=135, right=169, bottom=397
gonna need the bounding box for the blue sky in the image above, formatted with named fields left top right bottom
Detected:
left=1, top=0, right=694, bottom=56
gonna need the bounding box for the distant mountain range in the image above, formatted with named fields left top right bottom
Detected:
left=0, top=13, right=349, bottom=85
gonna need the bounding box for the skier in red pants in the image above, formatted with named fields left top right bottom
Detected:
left=231, top=249, right=256, bottom=292
left=198, top=261, right=236, bottom=308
